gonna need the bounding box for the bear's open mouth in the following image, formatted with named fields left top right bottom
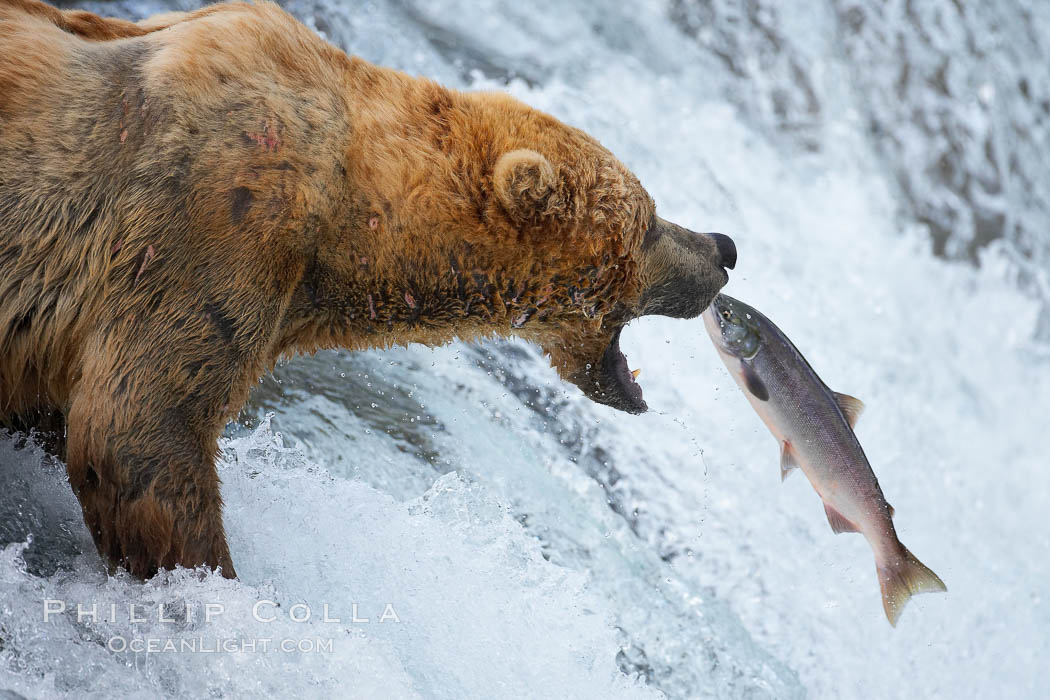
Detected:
left=599, top=325, right=646, bottom=414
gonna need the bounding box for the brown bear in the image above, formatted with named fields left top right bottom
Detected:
left=0, top=0, right=736, bottom=578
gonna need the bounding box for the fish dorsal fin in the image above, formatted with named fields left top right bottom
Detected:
left=833, top=392, right=865, bottom=428
left=741, top=362, right=769, bottom=401
left=780, top=442, right=799, bottom=481
left=823, top=502, right=860, bottom=534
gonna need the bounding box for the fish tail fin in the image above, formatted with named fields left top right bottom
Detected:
left=876, top=546, right=946, bottom=627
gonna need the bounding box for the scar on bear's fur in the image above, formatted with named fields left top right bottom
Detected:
left=242, top=121, right=282, bottom=152
left=135, top=245, right=156, bottom=283
left=0, top=0, right=734, bottom=579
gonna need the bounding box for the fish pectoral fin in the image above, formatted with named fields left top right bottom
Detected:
left=741, top=361, right=770, bottom=401
left=823, top=502, right=860, bottom=534
left=833, top=392, right=865, bottom=428
left=887, top=503, right=895, bottom=519
left=779, top=442, right=799, bottom=481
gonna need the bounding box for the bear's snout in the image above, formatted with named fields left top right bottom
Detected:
left=635, top=217, right=734, bottom=320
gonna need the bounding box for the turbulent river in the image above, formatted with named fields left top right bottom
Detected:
left=2, top=0, right=1048, bottom=697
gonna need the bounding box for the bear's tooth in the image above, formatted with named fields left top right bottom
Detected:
left=631, top=368, right=641, bottom=380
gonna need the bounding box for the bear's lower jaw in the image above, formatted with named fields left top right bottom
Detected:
left=572, top=326, right=647, bottom=414
left=602, top=329, right=647, bottom=413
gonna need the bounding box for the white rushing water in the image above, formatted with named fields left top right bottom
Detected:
left=2, top=0, right=1048, bottom=698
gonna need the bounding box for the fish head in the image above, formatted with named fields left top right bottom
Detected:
left=702, top=294, right=762, bottom=360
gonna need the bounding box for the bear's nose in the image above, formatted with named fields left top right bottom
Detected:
left=707, top=232, right=736, bottom=270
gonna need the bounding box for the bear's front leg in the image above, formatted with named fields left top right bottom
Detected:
left=63, top=335, right=243, bottom=579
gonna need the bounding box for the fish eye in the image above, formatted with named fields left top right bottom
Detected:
left=720, top=309, right=732, bottom=320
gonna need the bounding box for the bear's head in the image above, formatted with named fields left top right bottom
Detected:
left=475, top=102, right=736, bottom=414
left=307, top=87, right=734, bottom=415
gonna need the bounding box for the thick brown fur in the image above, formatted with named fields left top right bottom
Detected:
left=0, top=0, right=725, bottom=578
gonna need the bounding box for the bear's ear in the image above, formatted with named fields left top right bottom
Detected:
left=493, top=149, right=557, bottom=223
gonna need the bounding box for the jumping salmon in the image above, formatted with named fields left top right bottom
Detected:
left=703, top=293, right=945, bottom=625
